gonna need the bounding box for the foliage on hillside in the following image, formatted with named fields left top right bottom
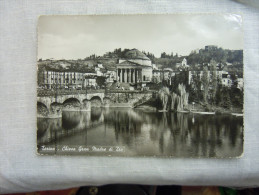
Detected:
left=187, top=48, right=243, bottom=65
left=38, top=47, right=243, bottom=73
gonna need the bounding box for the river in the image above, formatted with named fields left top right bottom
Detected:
left=37, top=108, right=243, bottom=158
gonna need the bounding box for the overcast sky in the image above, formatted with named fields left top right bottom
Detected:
left=38, top=14, right=243, bottom=60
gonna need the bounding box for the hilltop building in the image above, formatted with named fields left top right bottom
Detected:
left=221, top=73, right=232, bottom=88
left=94, top=64, right=104, bottom=76
left=116, top=49, right=153, bottom=83
left=176, top=58, right=190, bottom=70
left=205, top=45, right=218, bottom=51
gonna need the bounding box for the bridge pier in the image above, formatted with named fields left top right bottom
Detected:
left=103, top=97, right=110, bottom=107
left=37, top=103, right=62, bottom=118
left=81, top=100, right=91, bottom=111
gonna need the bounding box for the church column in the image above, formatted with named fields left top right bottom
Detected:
left=140, top=69, right=142, bottom=82
left=124, top=69, right=127, bottom=83
left=121, top=69, right=123, bottom=82
left=120, top=69, right=123, bottom=82
left=118, top=69, right=120, bottom=82
left=125, top=69, right=128, bottom=83
left=120, top=68, right=123, bottom=83
left=136, top=69, right=138, bottom=83
left=129, top=69, right=132, bottom=83
left=132, top=69, right=135, bottom=83
left=128, top=69, right=131, bottom=83
left=117, top=69, right=119, bottom=81
left=123, top=69, right=125, bottom=83
left=122, top=69, right=124, bottom=82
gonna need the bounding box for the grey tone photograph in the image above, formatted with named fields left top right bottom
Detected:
left=37, top=14, right=243, bottom=157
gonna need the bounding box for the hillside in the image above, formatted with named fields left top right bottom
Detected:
left=38, top=47, right=243, bottom=73
left=38, top=57, right=118, bottom=72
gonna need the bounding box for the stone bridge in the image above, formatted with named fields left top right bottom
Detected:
left=37, top=93, right=105, bottom=110
left=37, top=92, right=108, bottom=118
left=37, top=90, right=156, bottom=118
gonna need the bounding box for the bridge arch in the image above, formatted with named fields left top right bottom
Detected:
left=63, top=98, right=81, bottom=111
left=50, top=102, right=62, bottom=106
left=37, top=101, right=48, bottom=116
left=90, top=96, right=102, bottom=107
left=103, top=97, right=111, bottom=101
left=50, top=102, right=62, bottom=110
left=63, top=98, right=81, bottom=106
left=82, top=98, right=90, bottom=103
left=37, top=101, right=47, bottom=109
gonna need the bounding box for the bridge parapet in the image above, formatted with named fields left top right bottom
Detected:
left=37, top=89, right=105, bottom=97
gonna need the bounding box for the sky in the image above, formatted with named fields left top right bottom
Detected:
left=38, top=14, right=243, bottom=60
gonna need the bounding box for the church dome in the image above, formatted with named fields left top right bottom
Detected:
left=124, top=49, right=150, bottom=61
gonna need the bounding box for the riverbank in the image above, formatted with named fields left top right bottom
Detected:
left=108, top=103, right=132, bottom=108
left=134, top=102, right=243, bottom=116
left=189, top=103, right=243, bottom=115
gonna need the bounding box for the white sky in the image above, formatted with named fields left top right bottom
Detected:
left=38, top=14, right=243, bottom=60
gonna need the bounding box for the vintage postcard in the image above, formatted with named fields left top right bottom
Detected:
left=37, top=14, right=243, bottom=157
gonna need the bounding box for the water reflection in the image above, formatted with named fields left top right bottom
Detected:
left=37, top=108, right=243, bottom=157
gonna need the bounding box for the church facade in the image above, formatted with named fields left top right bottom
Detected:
left=116, top=49, right=153, bottom=83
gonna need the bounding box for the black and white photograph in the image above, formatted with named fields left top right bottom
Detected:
left=37, top=14, right=243, bottom=157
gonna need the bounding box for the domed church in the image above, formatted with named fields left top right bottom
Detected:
left=116, top=49, right=153, bottom=83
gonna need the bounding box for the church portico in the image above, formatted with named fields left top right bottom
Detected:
left=116, top=49, right=153, bottom=84
left=117, top=67, right=143, bottom=83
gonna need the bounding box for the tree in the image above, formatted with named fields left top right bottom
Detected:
left=230, top=73, right=238, bottom=88
left=159, top=87, right=170, bottom=111
left=229, top=87, right=243, bottom=108
left=161, top=52, right=166, bottom=58
left=177, top=84, right=189, bottom=111
left=220, top=87, right=232, bottom=109
left=170, top=84, right=189, bottom=111
left=189, top=71, right=201, bottom=103
left=96, top=76, right=106, bottom=88
left=210, top=59, right=218, bottom=104
left=37, top=66, right=45, bottom=86
left=215, top=76, right=222, bottom=106
left=201, top=66, right=209, bottom=104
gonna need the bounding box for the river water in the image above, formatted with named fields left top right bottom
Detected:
left=37, top=108, right=243, bottom=158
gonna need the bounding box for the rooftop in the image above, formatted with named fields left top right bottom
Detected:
left=117, top=60, right=143, bottom=67
left=124, top=49, right=150, bottom=60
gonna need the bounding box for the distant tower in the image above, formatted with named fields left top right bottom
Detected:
left=182, top=58, right=187, bottom=67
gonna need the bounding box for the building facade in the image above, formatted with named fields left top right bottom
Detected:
left=116, top=49, right=153, bottom=83
left=40, top=71, right=89, bottom=89
left=84, top=75, right=97, bottom=88
left=41, top=71, right=85, bottom=89
left=221, top=73, right=232, bottom=88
